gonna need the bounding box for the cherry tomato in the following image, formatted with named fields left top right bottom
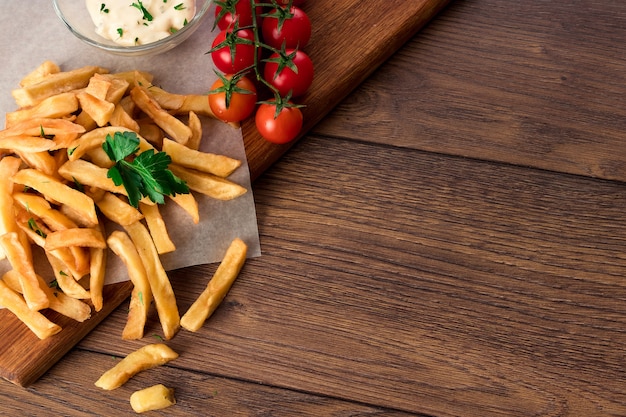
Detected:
left=255, top=100, right=303, bottom=144
left=208, top=74, right=257, bottom=123
left=210, top=28, right=257, bottom=74
left=214, top=0, right=262, bottom=30
left=263, top=49, right=314, bottom=98
left=261, top=6, right=311, bottom=50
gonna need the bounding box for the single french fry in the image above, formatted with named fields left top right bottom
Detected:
left=168, top=192, right=199, bottom=224
left=11, top=65, right=108, bottom=107
left=92, top=191, right=144, bottom=226
left=176, top=94, right=217, bottom=119
left=3, top=270, right=91, bottom=322
left=162, top=138, right=241, bottom=178
left=130, top=86, right=191, bottom=145
left=146, top=85, right=185, bottom=111
left=124, top=221, right=180, bottom=339
left=181, top=238, right=247, bottom=332
left=5, top=92, right=79, bottom=127
left=168, top=165, right=247, bottom=201
left=0, top=232, right=49, bottom=311
left=46, top=252, right=91, bottom=299
left=130, top=384, right=176, bottom=413
left=0, top=117, right=85, bottom=140
left=77, top=91, right=115, bottom=127
left=95, top=343, right=179, bottom=390
left=85, top=74, right=111, bottom=100
left=0, top=279, right=61, bottom=339
left=107, top=230, right=152, bottom=339
left=12, top=168, right=99, bottom=227
left=109, top=104, right=140, bottom=132
left=44, top=227, right=107, bottom=252
left=15, top=150, right=58, bottom=177
left=0, top=136, right=56, bottom=153
left=186, top=111, right=202, bottom=151
left=140, top=203, right=175, bottom=254
left=90, top=236, right=107, bottom=312
left=19, top=60, right=61, bottom=87
left=58, top=159, right=127, bottom=196
left=0, top=156, right=23, bottom=259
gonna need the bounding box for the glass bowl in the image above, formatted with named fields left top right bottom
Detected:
left=52, top=0, right=213, bottom=57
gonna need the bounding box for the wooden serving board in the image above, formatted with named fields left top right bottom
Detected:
left=0, top=0, right=451, bottom=387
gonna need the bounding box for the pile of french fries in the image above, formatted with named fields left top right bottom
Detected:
left=0, top=61, right=249, bottom=342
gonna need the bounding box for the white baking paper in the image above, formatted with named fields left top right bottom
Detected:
left=0, top=1, right=261, bottom=285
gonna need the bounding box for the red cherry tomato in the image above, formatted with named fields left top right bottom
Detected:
left=255, top=100, right=303, bottom=144
left=208, top=74, right=258, bottom=123
left=210, top=28, right=257, bottom=74
left=261, top=6, right=311, bottom=50
left=263, top=49, right=314, bottom=98
left=214, top=0, right=262, bottom=30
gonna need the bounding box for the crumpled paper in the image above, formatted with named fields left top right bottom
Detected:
left=0, top=1, right=261, bottom=285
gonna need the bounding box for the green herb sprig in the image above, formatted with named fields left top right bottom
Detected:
left=102, top=131, right=189, bottom=208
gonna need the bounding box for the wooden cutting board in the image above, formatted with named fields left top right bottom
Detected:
left=0, top=0, right=451, bottom=387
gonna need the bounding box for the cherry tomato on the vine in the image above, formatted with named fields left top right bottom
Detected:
left=208, top=74, right=258, bottom=123
left=263, top=49, right=314, bottom=98
left=210, top=28, right=257, bottom=74
left=214, top=0, right=262, bottom=30
left=261, top=6, right=311, bottom=50
left=255, top=100, right=303, bottom=144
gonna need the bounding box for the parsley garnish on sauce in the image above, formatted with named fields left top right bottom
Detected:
left=102, top=131, right=189, bottom=208
left=131, top=1, right=154, bottom=21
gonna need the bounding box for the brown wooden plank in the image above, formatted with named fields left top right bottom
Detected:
left=0, top=0, right=451, bottom=387
left=80, top=136, right=626, bottom=416
left=314, top=0, right=626, bottom=183
left=0, top=349, right=418, bottom=417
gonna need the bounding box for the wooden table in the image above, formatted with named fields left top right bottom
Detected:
left=4, top=1, right=626, bottom=415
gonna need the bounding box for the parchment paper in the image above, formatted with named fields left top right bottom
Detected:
left=0, top=1, right=261, bottom=285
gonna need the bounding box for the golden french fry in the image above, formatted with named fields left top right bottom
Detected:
left=76, top=91, right=115, bottom=127
left=0, top=279, right=61, bottom=339
left=0, top=232, right=49, bottom=311
left=92, top=191, right=144, bottom=226
left=140, top=203, right=175, bottom=254
left=0, top=117, right=85, bottom=140
left=85, top=74, right=111, bottom=100
left=5, top=92, right=79, bottom=127
left=3, top=270, right=91, bottom=322
left=58, top=159, right=127, bottom=196
left=130, top=384, right=176, bottom=413
left=19, top=60, right=61, bottom=87
left=15, top=150, right=58, bottom=177
left=130, top=86, right=191, bottom=144
left=186, top=111, right=202, bottom=151
left=168, top=192, right=199, bottom=224
left=12, top=168, right=98, bottom=227
left=0, top=156, right=23, bottom=259
left=11, top=65, right=108, bottom=107
left=181, top=238, right=247, bottom=332
left=124, top=221, right=180, bottom=339
left=162, top=138, right=241, bottom=178
left=109, top=104, right=140, bottom=132
left=146, top=85, right=185, bottom=110
left=176, top=94, right=216, bottom=118
left=169, top=164, right=247, bottom=200
left=137, top=119, right=164, bottom=147
left=44, top=227, right=107, bottom=252
left=46, top=252, right=91, bottom=299
left=89, top=245, right=107, bottom=312
left=0, top=136, right=56, bottom=153
left=107, top=230, right=152, bottom=340
left=95, top=343, right=179, bottom=390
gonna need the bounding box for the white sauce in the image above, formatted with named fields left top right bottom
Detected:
left=86, top=0, right=196, bottom=46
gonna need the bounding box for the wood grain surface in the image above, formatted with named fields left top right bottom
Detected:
left=0, top=0, right=451, bottom=388
left=4, top=0, right=626, bottom=416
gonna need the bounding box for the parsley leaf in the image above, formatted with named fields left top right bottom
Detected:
left=102, top=131, right=189, bottom=208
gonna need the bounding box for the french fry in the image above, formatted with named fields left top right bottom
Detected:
left=139, top=203, right=175, bottom=254
left=0, top=136, right=56, bottom=153
left=76, top=91, right=115, bottom=127
left=0, top=232, right=49, bottom=311
left=0, top=279, right=61, bottom=339
left=124, top=221, right=180, bottom=340
left=44, top=227, right=107, bottom=252
left=130, top=384, right=176, bottom=413
left=3, top=270, right=91, bottom=322
left=186, top=110, right=202, bottom=151
left=95, top=343, right=178, bottom=390
left=11, top=65, right=108, bottom=107
left=46, top=252, right=91, bottom=299
left=92, top=191, right=144, bottom=226
left=89, top=220, right=107, bottom=312
left=0, top=156, right=23, bottom=259
left=12, top=168, right=98, bottom=227
left=130, top=86, right=192, bottom=144
left=84, top=74, right=111, bottom=100
left=107, top=230, right=152, bottom=339
left=169, top=164, right=247, bottom=200
left=181, top=238, right=247, bottom=332
left=168, top=192, right=199, bottom=224
left=58, top=159, right=127, bottom=196
left=162, top=138, right=241, bottom=178
left=5, top=92, right=79, bottom=127
left=15, top=149, right=59, bottom=177
left=19, top=60, right=60, bottom=87
left=0, top=117, right=85, bottom=140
